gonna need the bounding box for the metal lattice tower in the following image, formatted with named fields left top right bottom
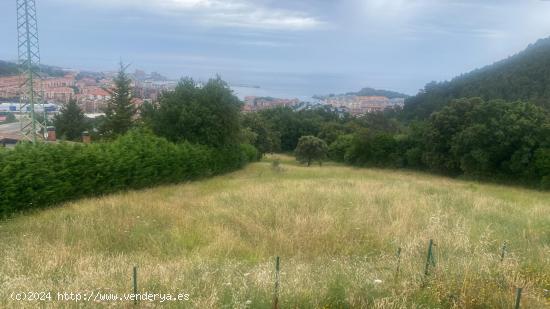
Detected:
left=17, top=0, right=46, bottom=143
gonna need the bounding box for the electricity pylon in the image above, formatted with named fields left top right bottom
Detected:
left=17, top=0, right=46, bottom=143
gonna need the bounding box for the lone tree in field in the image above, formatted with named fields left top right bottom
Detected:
left=53, top=98, right=87, bottom=141
left=295, top=135, right=328, bottom=167
left=101, top=63, right=135, bottom=137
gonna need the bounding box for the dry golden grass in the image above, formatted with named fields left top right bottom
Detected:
left=0, top=155, right=548, bottom=308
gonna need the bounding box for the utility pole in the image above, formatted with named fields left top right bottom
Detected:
left=17, top=0, right=46, bottom=143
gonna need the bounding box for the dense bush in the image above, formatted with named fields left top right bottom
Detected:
left=240, top=143, right=260, bottom=163
left=0, top=131, right=257, bottom=217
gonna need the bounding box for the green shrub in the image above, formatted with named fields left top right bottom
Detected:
left=240, top=144, right=260, bottom=162
left=0, top=131, right=253, bottom=217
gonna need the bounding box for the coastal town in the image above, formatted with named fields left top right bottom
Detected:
left=0, top=69, right=177, bottom=115
left=242, top=95, right=405, bottom=116
left=0, top=66, right=405, bottom=119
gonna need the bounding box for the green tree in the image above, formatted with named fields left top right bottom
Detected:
left=345, top=129, right=402, bottom=167
left=421, top=97, right=483, bottom=174
left=448, top=99, right=550, bottom=178
left=258, top=107, right=335, bottom=152
left=328, top=134, right=353, bottom=162
left=241, top=112, right=280, bottom=155
left=139, top=101, right=156, bottom=129
left=418, top=97, right=550, bottom=183
left=100, top=63, right=135, bottom=137
left=143, top=76, right=242, bottom=147
left=295, top=135, right=328, bottom=167
left=318, top=122, right=350, bottom=145
left=534, top=148, right=550, bottom=188
left=53, top=99, right=87, bottom=141
left=258, top=107, right=301, bottom=151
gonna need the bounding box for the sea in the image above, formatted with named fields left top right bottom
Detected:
left=226, top=72, right=368, bottom=102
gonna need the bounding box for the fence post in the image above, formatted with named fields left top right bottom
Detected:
left=500, top=241, right=507, bottom=262
left=424, top=239, right=435, bottom=276
left=273, top=256, right=280, bottom=309
left=514, top=287, right=522, bottom=309
left=396, top=247, right=402, bottom=276
left=133, top=265, right=138, bottom=305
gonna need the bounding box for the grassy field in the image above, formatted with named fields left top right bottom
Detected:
left=0, top=155, right=548, bottom=308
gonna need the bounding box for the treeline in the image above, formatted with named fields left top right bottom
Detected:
left=1, top=67, right=259, bottom=217
left=242, top=106, right=359, bottom=154
left=243, top=98, right=550, bottom=188
left=405, top=37, right=550, bottom=120
left=347, top=98, right=550, bottom=187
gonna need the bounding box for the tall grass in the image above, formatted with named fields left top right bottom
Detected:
left=0, top=155, right=548, bottom=308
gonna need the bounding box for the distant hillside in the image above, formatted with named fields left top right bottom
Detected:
left=405, top=37, right=550, bottom=119
left=315, top=87, right=409, bottom=100
left=0, top=60, right=19, bottom=76
left=347, top=87, right=410, bottom=99
left=0, top=60, right=66, bottom=77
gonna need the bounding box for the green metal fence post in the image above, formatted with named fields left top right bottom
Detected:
left=133, top=265, right=138, bottom=305
left=424, top=239, right=435, bottom=276
left=500, top=241, right=507, bottom=262
left=396, top=247, right=402, bottom=276
left=514, top=287, right=522, bottom=309
left=273, top=256, right=280, bottom=309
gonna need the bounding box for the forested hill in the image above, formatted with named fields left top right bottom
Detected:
left=0, top=60, right=66, bottom=77
left=315, top=87, right=409, bottom=100
left=404, top=37, right=550, bottom=119
left=348, top=87, right=410, bottom=98
left=0, top=60, right=19, bottom=76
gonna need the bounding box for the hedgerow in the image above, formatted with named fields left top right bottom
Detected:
left=0, top=131, right=256, bottom=217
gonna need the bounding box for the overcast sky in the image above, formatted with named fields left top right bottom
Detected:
left=2, top=0, right=550, bottom=97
